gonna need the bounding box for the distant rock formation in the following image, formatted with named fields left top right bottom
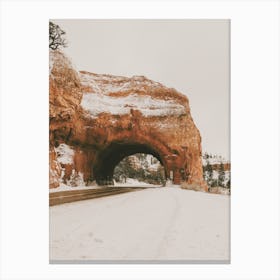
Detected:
left=49, top=50, right=207, bottom=191
left=202, top=153, right=231, bottom=171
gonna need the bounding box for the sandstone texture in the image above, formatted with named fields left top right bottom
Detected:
left=49, top=50, right=207, bottom=191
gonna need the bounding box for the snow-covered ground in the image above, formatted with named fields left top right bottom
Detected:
left=114, top=178, right=161, bottom=187
left=50, top=178, right=161, bottom=193
left=49, top=184, right=100, bottom=193
left=50, top=187, right=230, bottom=262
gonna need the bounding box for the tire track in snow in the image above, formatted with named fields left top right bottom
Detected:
left=120, top=187, right=181, bottom=260
left=154, top=188, right=181, bottom=259
left=120, top=188, right=175, bottom=259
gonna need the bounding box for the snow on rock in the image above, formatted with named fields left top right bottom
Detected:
left=54, top=144, right=74, bottom=165
left=50, top=187, right=230, bottom=261
left=202, top=153, right=229, bottom=165
left=145, top=154, right=161, bottom=171
left=49, top=162, right=61, bottom=187
left=49, top=50, right=205, bottom=190
left=80, top=72, right=163, bottom=95
left=67, top=170, right=85, bottom=187
left=51, top=144, right=87, bottom=188
left=211, top=170, right=230, bottom=181
left=49, top=50, right=82, bottom=145
left=81, top=92, right=186, bottom=118
left=79, top=71, right=101, bottom=93
left=80, top=71, right=187, bottom=118
left=49, top=54, right=55, bottom=75
left=49, top=50, right=78, bottom=76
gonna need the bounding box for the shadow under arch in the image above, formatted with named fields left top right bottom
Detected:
left=94, top=141, right=169, bottom=185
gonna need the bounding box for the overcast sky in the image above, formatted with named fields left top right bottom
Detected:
left=53, top=19, right=230, bottom=159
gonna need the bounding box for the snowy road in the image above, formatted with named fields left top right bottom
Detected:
left=50, top=186, right=230, bottom=262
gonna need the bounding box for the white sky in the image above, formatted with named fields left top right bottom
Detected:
left=53, top=19, right=230, bottom=159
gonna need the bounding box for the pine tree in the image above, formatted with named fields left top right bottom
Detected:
left=113, top=154, right=165, bottom=184
left=211, top=179, right=218, bottom=188
left=204, top=160, right=213, bottom=186
left=218, top=162, right=225, bottom=187
left=203, top=165, right=207, bottom=180
left=226, top=179, right=230, bottom=189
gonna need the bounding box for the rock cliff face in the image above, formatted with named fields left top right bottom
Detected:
left=49, top=50, right=82, bottom=145
left=49, top=50, right=207, bottom=191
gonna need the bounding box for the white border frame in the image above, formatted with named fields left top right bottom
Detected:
left=0, top=0, right=279, bottom=279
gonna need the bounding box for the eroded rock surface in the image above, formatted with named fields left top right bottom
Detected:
left=49, top=50, right=207, bottom=191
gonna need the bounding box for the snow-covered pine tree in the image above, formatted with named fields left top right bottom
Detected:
left=226, top=179, right=230, bottom=189
left=203, top=164, right=207, bottom=180
left=204, top=160, right=213, bottom=186
left=218, top=162, right=225, bottom=187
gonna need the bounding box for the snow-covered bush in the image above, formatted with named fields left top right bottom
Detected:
left=67, top=170, right=85, bottom=187
left=202, top=153, right=231, bottom=194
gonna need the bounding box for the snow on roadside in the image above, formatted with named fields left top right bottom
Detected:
left=50, top=178, right=162, bottom=193
left=114, top=178, right=161, bottom=188
left=50, top=183, right=100, bottom=193
left=66, top=170, right=86, bottom=187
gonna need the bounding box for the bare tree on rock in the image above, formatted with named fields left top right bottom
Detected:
left=49, top=21, right=67, bottom=50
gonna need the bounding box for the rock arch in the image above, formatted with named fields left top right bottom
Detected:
left=49, top=50, right=207, bottom=191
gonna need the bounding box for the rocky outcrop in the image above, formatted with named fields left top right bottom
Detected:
left=210, top=163, right=231, bottom=171
left=49, top=50, right=207, bottom=191
left=49, top=50, right=82, bottom=145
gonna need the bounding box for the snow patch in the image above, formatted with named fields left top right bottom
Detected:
left=80, top=72, right=102, bottom=93
left=50, top=183, right=99, bottom=193
left=114, top=178, right=161, bottom=188
left=54, top=144, right=74, bottom=165
left=212, top=170, right=230, bottom=181
left=80, top=72, right=163, bottom=95
left=49, top=50, right=79, bottom=77
left=81, top=92, right=186, bottom=117
left=67, top=170, right=85, bottom=187
left=202, top=153, right=229, bottom=165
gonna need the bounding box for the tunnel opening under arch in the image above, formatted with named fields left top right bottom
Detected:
left=113, top=153, right=166, bottom=186
left=94, top=142, right=168, bottom=186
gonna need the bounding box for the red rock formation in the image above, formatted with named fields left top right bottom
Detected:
left=49, top=50, right=207, bottom=191
left=49, top=50, right=82, bottom=144
left=210, top=163, right=231, bottom=171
